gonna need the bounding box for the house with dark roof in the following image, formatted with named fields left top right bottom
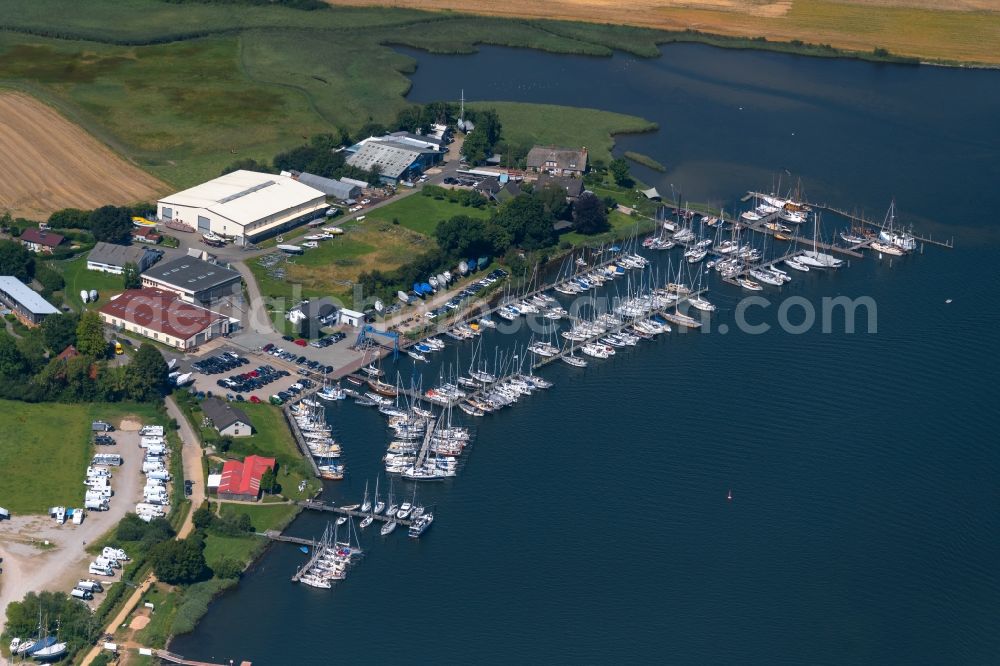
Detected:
left=217, top=455, right=275, bottom=501
left=536, top=173, right=585, bottom=201
left=20, top=228, right=65, bottom=254
left=140, top=256, right=241, bottom=304
left=87, top=242, right=163, bottom=275
left=526, top=145, right=589, bottom=177
left=493, top=181, right=522, bottom=204
left=98, top=288, right=230, bottom=350
left=287, top=297, right=338, bottom=330
left=201, top=397, right=253, bottom=438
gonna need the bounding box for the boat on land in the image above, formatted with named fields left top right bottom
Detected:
left=132, top=216, right=156, bottom=228
left=277, top=244, right=303, bottom=255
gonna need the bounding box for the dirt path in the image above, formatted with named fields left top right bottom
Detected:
left=165, top=396, right=205, bottom=540
left=0, top=419, right=145, bottom=639
left=0, top=92, right=167, bottom=220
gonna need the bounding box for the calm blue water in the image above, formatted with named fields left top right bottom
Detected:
left=174, top=45, right=1000, bottom=664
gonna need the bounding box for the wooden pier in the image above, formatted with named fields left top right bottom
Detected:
left=298, top=499, right=415, bottom=527
left=151, top=650, right=250, bottom=666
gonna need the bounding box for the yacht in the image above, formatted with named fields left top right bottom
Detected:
left=407, top=350, right=428, bottom=362
left=871, top=240, right=906, bottom=256
left=408, top=513, right=434, bottom=538
left=783, top=257, right=810, bottom=272
left=687, top=295, right=716, bottom=312
left=738, top=277, right=763, bottom=291
left=562, top=353, right=587, bottom=368
left=380, top=521, right=397, bottom=536
left=360, top=515, right=374, bottom=529
left=397, top=502, right=413, bottom=520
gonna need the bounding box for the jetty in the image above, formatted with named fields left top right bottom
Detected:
left=151, top=650, right=251, bottom=666
left=297, top=499, right=415, bottom=527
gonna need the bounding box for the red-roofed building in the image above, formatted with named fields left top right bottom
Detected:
left=131, top=226, right=162, bottom=245
left=98, top=287, right=231, bottom=350
left=217, top=455, right=276, bottom=501
left=20, top=228, right=65, bottom=254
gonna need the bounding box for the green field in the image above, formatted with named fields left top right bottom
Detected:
left=472, top=101, right=658, bottom=165
left=50, top=255, right=126, bottom=311
left=363, top=194, right=492, bottom=235
left=203, top=533, right=265, bottom=568
left=218, top=502, right=299, bottom=533
left=0, top=400, right=163, bottom=513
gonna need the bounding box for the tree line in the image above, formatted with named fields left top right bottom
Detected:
left=0, top=311, right=169, bottom=404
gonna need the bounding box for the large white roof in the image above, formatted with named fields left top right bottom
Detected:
left=159, top=170, right=325, bottom=227
left=0, top=276, right=60, bottom=315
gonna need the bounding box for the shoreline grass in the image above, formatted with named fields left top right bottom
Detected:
left=624, top=151, right=665, bottom=172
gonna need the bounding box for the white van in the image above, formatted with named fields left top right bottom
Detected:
left=73, top=510, right=84, bottom=525
left=84, top=498, right=108, bottom=511
left=89, top=563, right=113, bottom=576
left=77, top=580, right=103, bottom=593
left=71, top=588, right=93, bottom=600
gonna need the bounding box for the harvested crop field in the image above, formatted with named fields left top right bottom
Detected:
left=327, top=0, right=1000, bottom=64
left=0, top=92, right=167, bottom=219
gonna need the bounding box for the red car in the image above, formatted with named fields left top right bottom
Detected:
left=262, top=343, right=275, bottom=352
left=249, top=395, right=262, bottom=404
left=294, top=338, right=308, bottom=347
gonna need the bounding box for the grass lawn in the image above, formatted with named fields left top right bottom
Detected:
left=218, top=502, right=299, bottom=533
left=0, top=400, right=164, bottom=513
left=471, top=101, right=657, bottom=164
left=363, top=193, right=492, bottom=236
left=561, top=210, right=652, bottom=247
left=251, top=221, right=435, bottom=308
left=203, top=533, right=264, bottom=568
left=50, top=255, right=126, bottom=311
left=135, top=583, right=178, bottom=649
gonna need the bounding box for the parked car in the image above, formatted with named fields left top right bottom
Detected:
left=249, top=395, right=262, bottom=404
left=294, top=339, right=307, bottom=347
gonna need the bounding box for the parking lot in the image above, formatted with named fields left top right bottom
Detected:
left=175, top=346, right=341, bottom=404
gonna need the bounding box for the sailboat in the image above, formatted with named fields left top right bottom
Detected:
left=877, top=200, right=916, bottom=251
left=380, top=520, right=397, bottom=536
left=360, top=481, right=371, bottom=513
left=800, top=213, right=844, bottom=268
left=372, top=477, right=385, bottom=514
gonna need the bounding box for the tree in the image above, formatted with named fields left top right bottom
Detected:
left=535, top=183, right=570, bottom=220
left=0, top=333, right=28, bottom=380
left=122, top=262, right=141, bottom=289
left=212, top=557, right=243, bottom=579
left=609, top=158, right=633, bottom=187
left=192, top=504, right=214, bottom=529
left=47, top=208, right=91, bottom=229
left=75, top=311, right=107, bottom=358
left=495, top=195, right=556, bottom=250
left=573, top=192, right=611, bottom=235
left=461, top=129, right=492, bottom=165
left=124, top=343, right=169, bottom=401
left=0, top=239, right=34, bottom=282
left=259, top=467, right=277, bottom=495
left=39, top=312, right=80, bottom=354
left=89, top=205, right=133, bottom=243
left=220, top=157, right=273, bottom=176
left=35, top=264, right=65, bottom=296
left=151, top=536, right=208, bottom=584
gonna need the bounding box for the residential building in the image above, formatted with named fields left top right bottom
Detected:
left=131, top=226, right=162, bottom=244
left=20, top=228, right=65, bottom=254
left=87, top=242, right=163, bottom=275
left=526, top=145, right=589, bottom=177
left=0, top=276, right=60, bottom=326
left=287, top=297, right=338, bottom=327
left=140, top=256, right=241, bottom=305
left=536, top=173, right=585, bottom=200
left=201, top=397, right=253, bottom=438
left=217, top=455, right=276, bottom=501
left=98, top=288, right=231, bottom=350
left=156, top=170, right=328, bottom=245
